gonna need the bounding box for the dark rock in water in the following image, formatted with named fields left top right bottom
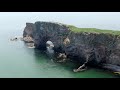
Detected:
left=102, top=64, right=120, bottom=72
left=23, top=21, right=120, bottom=73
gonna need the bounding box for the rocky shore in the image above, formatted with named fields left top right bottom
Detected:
left=23, top=21, right=120, bottom=74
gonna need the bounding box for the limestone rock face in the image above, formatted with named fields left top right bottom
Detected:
left=23, top=21, right=120, bottom=72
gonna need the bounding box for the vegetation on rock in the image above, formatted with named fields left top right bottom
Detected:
left=68, top=25, right=120, bottom=35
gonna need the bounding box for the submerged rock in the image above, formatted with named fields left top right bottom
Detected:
left=23, top=21, right=120, bottom=73
left=102, top=64, right=120, bottom=72
left=27, top=43, right=35, bottom=48
left=10, top=36, right=23, bottom=41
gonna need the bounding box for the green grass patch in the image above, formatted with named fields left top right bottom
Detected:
left=67, top=25, right=120, bottom=35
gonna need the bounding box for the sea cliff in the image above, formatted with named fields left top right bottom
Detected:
left=23, top=21, right=120, bottom=73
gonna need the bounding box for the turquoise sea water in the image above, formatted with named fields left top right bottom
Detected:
left=0, top=12, right=119, bottom=78
left=0, top=28, right=118, bottom=78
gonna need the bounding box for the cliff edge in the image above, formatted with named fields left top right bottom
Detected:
left=23, top=21, right=120, bottom=73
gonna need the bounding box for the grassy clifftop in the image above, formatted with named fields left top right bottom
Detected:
left=68, top=25, right=120, bottom=35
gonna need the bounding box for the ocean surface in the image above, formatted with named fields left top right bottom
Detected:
left=0, top=12, right=119, bottom=78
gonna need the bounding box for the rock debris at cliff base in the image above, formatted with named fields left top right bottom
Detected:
left=23, top=21, right=120, bottom=74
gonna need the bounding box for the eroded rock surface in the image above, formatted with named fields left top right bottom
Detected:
left=23, top=21, right=120, bottom=73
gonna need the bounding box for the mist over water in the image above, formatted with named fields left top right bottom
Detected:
left=1, top=12, right=120, bottom=30
left=0, top=12, right=119, bottom=78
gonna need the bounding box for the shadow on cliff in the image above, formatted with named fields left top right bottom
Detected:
left=23, top=21, right=120, bottom=76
